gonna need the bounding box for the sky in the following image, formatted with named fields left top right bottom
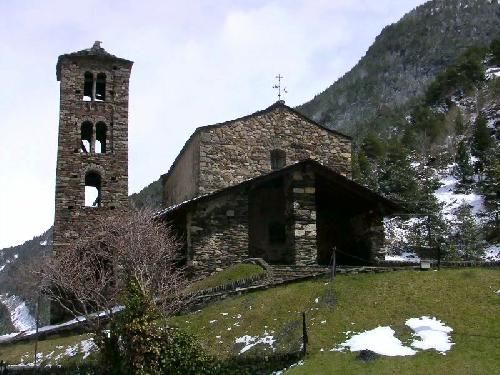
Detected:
left=0, top=0, right=427, bottom=249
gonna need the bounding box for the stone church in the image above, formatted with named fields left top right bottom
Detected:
left=53, top=43, right=398, bottom=276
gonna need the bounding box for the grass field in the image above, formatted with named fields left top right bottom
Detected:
left=187, top=263, right=265, bottom=292
left=1, top=268, right=499, bottom=374
left=171, top=268, right=500, bottom=374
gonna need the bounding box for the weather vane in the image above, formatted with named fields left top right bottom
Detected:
left=273, top=74, right=288, bottom=101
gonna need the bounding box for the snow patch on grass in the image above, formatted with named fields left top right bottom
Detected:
left=334, top=326, right=416, bottom=356
left=235, top=332, right=276, bottom=354
left=406, top=316, right=454, bottom=354
left=333, top=316, right=453, bottom=357
left=17, top=337, right=98, bottom=366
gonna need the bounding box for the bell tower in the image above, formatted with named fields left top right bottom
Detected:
left=53, top=42, right=133, bottom=254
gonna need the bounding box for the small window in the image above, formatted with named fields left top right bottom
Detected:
left=80, top=122, right=93, bottom=153
left=95, top=122, right=107, bottom=153
left=271, top=149, right=286, bottom=170
left=95, top=73, right=106, bottom=101
left=83, top=72, right=93, bottom=101
left=84, top=171, right=101, bottom=207
left=269, top=221, right=286, bottom=244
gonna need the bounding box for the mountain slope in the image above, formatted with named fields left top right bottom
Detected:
left=297, top=0, right=500, bottom=135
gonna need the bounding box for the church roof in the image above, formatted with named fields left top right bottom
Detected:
left=160, top=101, right=351, bottom=183
left=157, top=159, right=402, bottom=219
left=56, top=41, right=133, bottom=80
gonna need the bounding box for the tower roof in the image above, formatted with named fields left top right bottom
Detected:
left=56, top=41, right=133, bottom=80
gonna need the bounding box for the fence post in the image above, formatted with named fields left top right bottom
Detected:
left=302, top=311, right=308, bottom=356
left=332, top=247, right=337, bottom=278
left=437, top=242, right=442, bottom=271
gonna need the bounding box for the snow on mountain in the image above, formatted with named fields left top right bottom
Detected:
left=435, top=164, right=485, bottom=222
left=0, top=294, right=36, bottom=332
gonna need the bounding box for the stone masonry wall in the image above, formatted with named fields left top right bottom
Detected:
left=292, top=170, right=317, bottom=265
left=198, top=104, right=351, bottom=196
left=188, top=190, right=249, bottom=275
left=53, top=55, right=132, bottom=254
left=163, top=133, right=200, bottom=207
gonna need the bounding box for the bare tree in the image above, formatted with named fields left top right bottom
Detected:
left=34, top=208, right=188, bottom=331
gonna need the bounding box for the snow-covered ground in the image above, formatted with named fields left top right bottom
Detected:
left=384, top=252, right=421, bottom=263
left=333, top=316, right=453, bottom=356
left=484, top=244, right=500, bottom=261
left=15, top=337, right=98, bottom=366
left=0, top=294, right=35, bottom=332
left=434, top=165, right=485, bottom=222
left=333, top=326, right=416, bottom=356
left=383, top=161, right=499, bottom=262
left=235, top=332, right=276, bottom=354
left=485, top=67, right=500, bottom=80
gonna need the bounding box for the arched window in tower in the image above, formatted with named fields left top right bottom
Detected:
left=95, top=73, right=106, bottom=101
left=95, top=122, right=107, bottom=154
left=80, top=122, right=93, bottom=153
left=83, top=72, right=93, bottom=101
left=84, top=171, right=102, bottom=207
left=270, top=149, right=286, bottom=170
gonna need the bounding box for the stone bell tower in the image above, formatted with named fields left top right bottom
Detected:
left=53, top=42, right=133, bottom=254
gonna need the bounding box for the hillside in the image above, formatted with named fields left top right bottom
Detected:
left=297, top=0, right=500, bottom=135
left=1, top=269, right=499, bottom=373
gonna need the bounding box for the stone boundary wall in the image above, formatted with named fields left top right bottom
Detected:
left=377, top=260, right=500, bottom=268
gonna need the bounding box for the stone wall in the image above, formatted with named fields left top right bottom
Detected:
left=162, top=133, right=200, bottom=207
left=188, top=190, right=250, bottom=275
left=198, top=104, right=351, bottom=196
left=53, top=53, right=132, bottom=254
left=163, top=103, right=352, bottom=206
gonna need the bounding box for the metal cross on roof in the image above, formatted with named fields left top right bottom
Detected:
left=273, top=74, right=288, bottom=101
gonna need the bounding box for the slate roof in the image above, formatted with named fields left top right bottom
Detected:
left=56, top=41, right=133, bottom=80
left=160, top=101, right=351, bottom=183
left=156, top=159, right=402, bottom=219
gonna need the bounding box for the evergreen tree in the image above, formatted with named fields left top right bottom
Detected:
left=378, top=140, right=420, bottom=210
left=411, top=106, right=445, bottom=142
left=351, top=151, right=362, bottom=182
left=454, top=110, right=465, bottom=136
left=490, top=39, right=500, bottom=65
left=481, top=145, right=500, bottom=241
left=356, top=149, right=379, bottom=191
left=472, top=113, right=492, bottom=162
left=361, top=131, right=386, bottom=159
left=455, top=140, right=474, bottom=185
left=453, top=203, right=483, bottom=260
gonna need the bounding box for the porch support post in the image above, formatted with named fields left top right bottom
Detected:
left=292, top=170, right=317, bottom=265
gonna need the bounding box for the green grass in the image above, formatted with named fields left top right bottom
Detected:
left=0, top=333, right=96, bottom=366
left=170, top=269, right=500, bottom=374
left=1, top=269, right=499, bottom=374
left=187, top=263, right=265, bottom=293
